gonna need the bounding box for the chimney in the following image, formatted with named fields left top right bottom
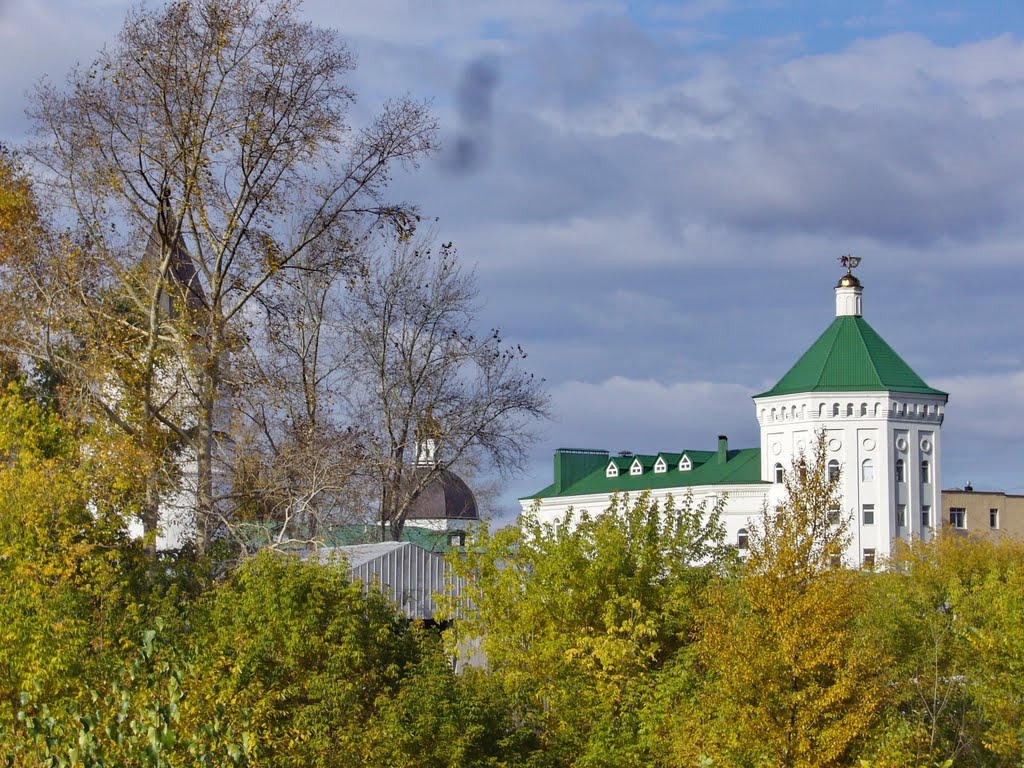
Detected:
left=717, top=435, right=728, bottom=464
left=553, top=448, right=609, bottom=493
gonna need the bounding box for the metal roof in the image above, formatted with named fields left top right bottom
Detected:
left=309, top=541, right=464, bottom=621
left=757, top=316, right=946, bottom=398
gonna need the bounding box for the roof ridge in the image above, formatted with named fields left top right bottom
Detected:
left=851, top=316, right=884, bottom=387
left=814, top=318, right=845, bottom=388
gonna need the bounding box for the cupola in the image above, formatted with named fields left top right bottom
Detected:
left=835, top=257, right=863, bottom=317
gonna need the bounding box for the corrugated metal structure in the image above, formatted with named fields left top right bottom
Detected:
left=310, top=541, right=465, bottom=622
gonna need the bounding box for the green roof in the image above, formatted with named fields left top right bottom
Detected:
left=756, top=315, right=946, bottom=398
left=522, top=446, right=766, bottom=500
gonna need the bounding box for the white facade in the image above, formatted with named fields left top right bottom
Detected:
left=755, top=391, right=945, bottom=564
left=526, top=483, right=769, bottom=552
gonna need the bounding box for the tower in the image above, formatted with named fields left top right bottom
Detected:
left=753, top=261, right=948, bottom=565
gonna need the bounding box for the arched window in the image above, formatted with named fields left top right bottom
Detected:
left=861, top=458, right=874, bottom=482
left=921, top=460, right=930, bottom=483
left=827, top=459, right=840, bottom=482
left=846, top=403, right=854, bottom=416
left=774, top=463, right=784, bottom=484
left=860, top=403, right=868, bottom=416
left=832, top=403, right=840, bottom=417
left=737, top=528, right=749, bottom=550
left=771, top=408, right=777, bottom=421
left=895, top=459, right=905, bottom=483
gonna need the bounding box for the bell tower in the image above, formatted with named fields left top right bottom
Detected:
left=753, top=257, right=948, bottom=566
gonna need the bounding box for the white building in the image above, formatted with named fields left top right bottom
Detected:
left=521, top=267, right=948, bottom=567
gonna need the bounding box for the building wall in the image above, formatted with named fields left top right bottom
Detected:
left=941, top=490, right=1024, bottom=539
left=755, top=391, right=946, bottom=565
left=525, top=483, right=770, bottom=553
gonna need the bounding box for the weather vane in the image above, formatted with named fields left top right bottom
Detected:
left=838, top=254, right=862, bottom=275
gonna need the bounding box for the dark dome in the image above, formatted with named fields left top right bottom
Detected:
left=406, top=468, right=479, bottom=521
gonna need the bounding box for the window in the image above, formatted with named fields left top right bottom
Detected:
left=679, top=455, right=692, bottom=471
left=862, top=504, right=875, bottom=525
left=895, top=459, right=905, bottom=483
left=861, top=458, right=874, bottom=482
left=860, top=403, right=868, bottom=416
left=654, top=457, right=667, bottom=474
left=774, top=463, right=784, bottom=484
left=949, top=507, right=966, bottom=529
left=863, top=548, right=876, bottom=568
left=737, top=528, right=749, bottom=550
left=630, top=459, right=643, bottom=476
left=827, top=506, right=841, bottom=524
left=990, top=508, right=999, bottom=529
left=606, top=463, right=619, bottom=478
left=921, top=505, right=931, bottom=528
left=846, top=403, right=854, bottom=416
left=832, top=403, right=840, bottom=417
left=827, top=459, right=840, bottom=482
left=897, top=504, right=907, bottom=528
left=921, top=460, right=930, bottom=483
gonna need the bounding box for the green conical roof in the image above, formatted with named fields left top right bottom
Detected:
left=756, top=315, right=946, bottom=398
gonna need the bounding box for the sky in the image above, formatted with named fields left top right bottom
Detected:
left=2, top=0, right=1024, bottom=520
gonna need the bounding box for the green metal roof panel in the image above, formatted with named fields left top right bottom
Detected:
left=756, top=316, right=946, bottom=398
left=522, top=447, right=767, bottom=499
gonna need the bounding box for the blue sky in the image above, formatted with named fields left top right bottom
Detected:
left=2, top=1, right=1024, bottom=518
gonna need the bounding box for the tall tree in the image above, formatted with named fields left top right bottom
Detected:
left=445, top=491, right=734, bottom=766
left=342, top=236, right=549, bottom=539
left=686, top=434, right=884, bottom=768
left=25, top=0, right=437, bottom=551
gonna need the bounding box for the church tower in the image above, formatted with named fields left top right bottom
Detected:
left=753, top=261, right=948, bottom=565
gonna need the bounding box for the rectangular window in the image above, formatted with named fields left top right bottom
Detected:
left=922, top=505, right=931, bottom=528
left=895, top=460, right=906, bottom=483
left=827, top=506, right=841, bottom=525
left=862, top=504, right=875, bottom=525
left=990, top=508, right=999, bottom=529
left=921, top=461, right=931, bottom=483
left=949, top=507, right=966, bottom=529
left=863, top=548, right=876, bottom=568
left=897, top=504, right=907, bottom=528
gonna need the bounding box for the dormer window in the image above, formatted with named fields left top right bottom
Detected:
left=606, top=462, right=619, bottom=478
left=654, top=457, right=667, bottom=473
left=679, top=455, right=692, bottom=471
left=629, top=458, right=643, bottom=476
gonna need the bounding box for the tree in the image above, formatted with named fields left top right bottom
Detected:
left=0, top=383, right=149, bottom=738
left=341, top=236, right=549, bottom=540
left=444, top=491, right=734, bottom=766
left=860, top=535, right=1024, bottom=767
left=25, top=0, right=438, bottom=551
left=685, top=434, right=884, bottom=768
